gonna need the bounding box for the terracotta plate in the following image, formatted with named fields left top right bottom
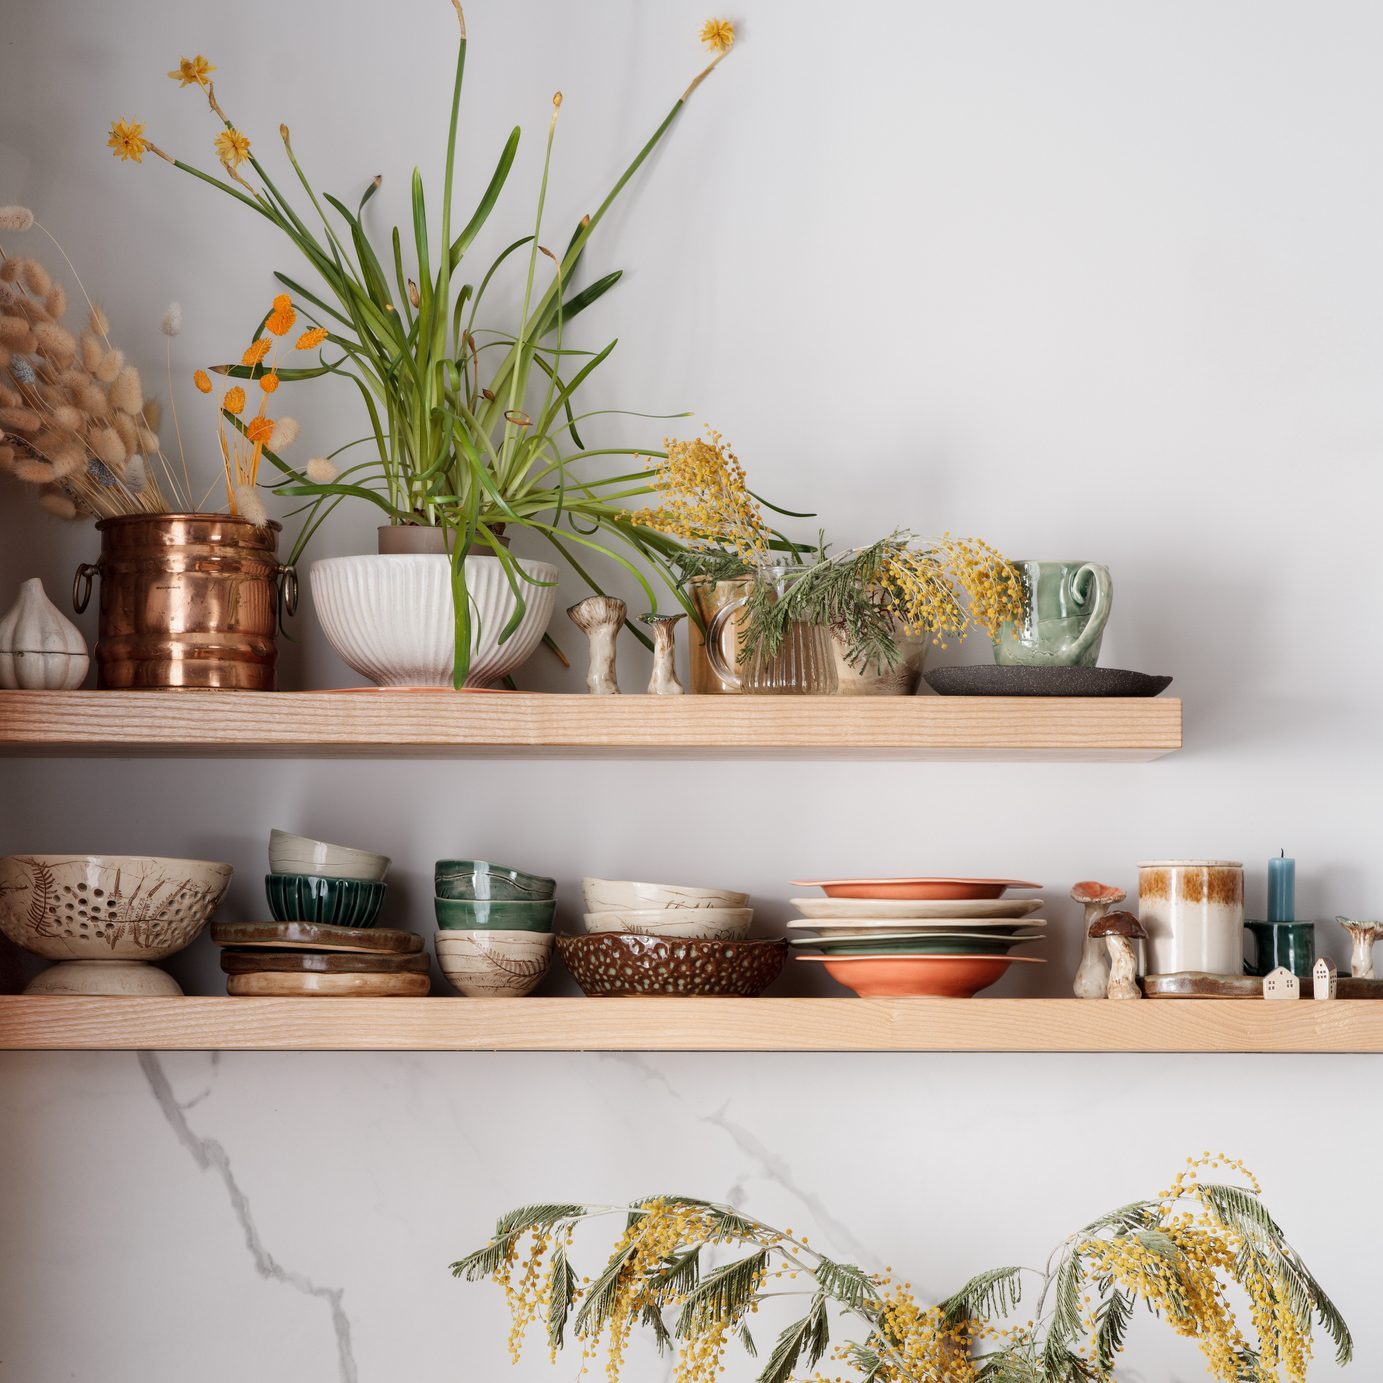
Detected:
left=795, top=953, right=1044, bottom=998
left=220, top=949, right=430, bottom=974
left=227, top=970, right=431, bottom=997
left=791, top=897, right=1043, bottom=920
left=790, top=877, right=1042, bottom=901
left=788, top=930, right=1045, bottom=955
left=210, top=921, right=423, bottom=954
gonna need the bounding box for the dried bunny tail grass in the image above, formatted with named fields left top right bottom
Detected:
left=13, top=454, right=61, bottom=483
left=0, top=316, right=30, bottom=345
left=90, top=425, right=127, bottom=467
left=94, top=348, right=124, bottom=384
left=0, top=443, right=14, bottom=469
left=0, top=344, right=9, bottom=369
left=45, top=284, right=68, bottom=318
left=124, top=454, right=148, bottom=492
left=73, top=381, right=108, bottom=415
left=109, top=365, right=143, bottom=414
left=0, top=384, right=20, bottom=408
left=38, top=439, right=84, bottom=479
left=50, top=403, right=83, bottom=433
left=0, top=206, right=34, bottom=232
left=305, top=456, right=338, bottom=483
left=141, top=398, right=162, bottom=430
left=40, top=489, right=78, bottom=519
left=56, top=367, right=85, bottom=390
left=0, top=405, right=41, bottom=432
left=19, top=258, right=51, bottom=298
left=272, top=416, right=299, bottom=450
left=80, top=331, right=103, bottom=372
left=234, top=483, right=268, bottom=527
left=0, top=258, right=20, bottom=283
left=88, top=303, right=110, bottom=336
left=161, top=302, right=182, bottom=337
left=32, top=321, right=75, bottom=364
left=112, top=411, right=139, bottom=452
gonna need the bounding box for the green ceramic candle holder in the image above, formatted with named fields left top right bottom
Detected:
left=434, top=896, right=557, bottom=932
left=434, top=860, right=556, bottom=901
left=265, top=873, right=386, bottom=928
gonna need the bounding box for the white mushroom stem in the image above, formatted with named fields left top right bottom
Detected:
left=1343, top=923, right=1382, bottom=979
left=567, top=596, right=625, bottom=696
left=1073, top=902, right=1113, bottom=1000
left=642, top=613, right=684, bottom=696
left=1105, top=936, right=1141, bottom=1000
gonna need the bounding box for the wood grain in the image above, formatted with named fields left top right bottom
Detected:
left=0, top=690, right=1182, bottom=761
left=0, top=996, right=1376, bottom=1052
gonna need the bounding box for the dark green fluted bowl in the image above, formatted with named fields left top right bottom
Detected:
left=434, top=896, right=557, bottom=932
left=265, top=873, right=386, bottom=928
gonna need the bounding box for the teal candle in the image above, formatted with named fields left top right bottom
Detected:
left=1267, top=852, right=1295, bottom=923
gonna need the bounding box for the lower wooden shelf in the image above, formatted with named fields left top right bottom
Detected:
left=0, top=996, right=1378, bottom=1053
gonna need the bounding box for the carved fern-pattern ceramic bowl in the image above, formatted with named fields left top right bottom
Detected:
left=580, top=908, right=752, bottom=940
left=0, top=854, right=233, bottom=961
left=434, top=929, right=553, bottom=997
left=556, top=934, right=786, bottom=997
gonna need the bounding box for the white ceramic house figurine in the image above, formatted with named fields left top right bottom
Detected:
left=567, top=596, right=626, bottom=695
left=1313, top=957, right=1338, bottom=1001
left=1263, top=966, right=1300, bottom=1001
left=1336, top=916, right=1383, bottom=978
left=0, top=577, right=89, bottom=689
left=1088, top=910, right=1145, bottom=1000
left=641, top=613, right=685, bottom=695
left=1070, top=880, right=1127, bottom=999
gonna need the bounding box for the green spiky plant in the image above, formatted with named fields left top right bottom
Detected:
left=115, top=13, right=735, bottom=684
left=452, top=1159, right=1351, bottom=1382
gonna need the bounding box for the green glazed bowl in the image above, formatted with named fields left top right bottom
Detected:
left=265, top=873, right=386, bottom=928
left=434, top=896, right=557, bottom=932
left=792, top=932, right=1040, bottom=957
left=434, top=860, right=556, bottom=901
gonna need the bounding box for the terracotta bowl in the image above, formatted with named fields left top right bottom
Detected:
left=581, top=878, right=749, bottom=912
left=796, top=953, right=1044, bottom=997
left=434, top=929, right=553, bottom=997
left=581, top=907, right=752, bottom=940
left=557, top=934, right=786, bottom=997
left=791, top=877, right=1041, bottom=901
left=0, top=854, right=233, bottom=962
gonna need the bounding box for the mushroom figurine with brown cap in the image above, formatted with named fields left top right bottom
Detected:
left=1089, top=910, right=1146, bottom=1000
left=1071, top=880, right=1127, bottom=1000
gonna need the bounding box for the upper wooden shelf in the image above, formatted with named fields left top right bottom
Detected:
left=0, top=690, right=1181, bottom=760
left=0, top=996, right=1372, bottom=1052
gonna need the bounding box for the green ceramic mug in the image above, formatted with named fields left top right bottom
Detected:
left=1244, top=920, right=1315, bottom=979
left=992, top=560, right=1112, bottom=667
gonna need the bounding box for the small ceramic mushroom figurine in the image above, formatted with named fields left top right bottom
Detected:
left=567, top=596, right=626, bottom=695
left=1088, top=909, right=1146, bottom=1000
left=640, top=613, right=685, bottom=695
left=1337, top=917, right=1383, bottom=979
left=1070, top=880, right=1126, bottom=1000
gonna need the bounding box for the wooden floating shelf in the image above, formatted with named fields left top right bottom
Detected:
left=0, top=996, right=1375, bottom=1052
left=0, top=690, right=1181, bottom=761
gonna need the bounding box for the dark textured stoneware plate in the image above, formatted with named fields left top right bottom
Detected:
left=557, top=934, right=786, bottom=997
left=220, top=948, right=430, bottom=974
left=210, top=921, right=423, bottom=954
left=925, top=666, right=1172, bottom=697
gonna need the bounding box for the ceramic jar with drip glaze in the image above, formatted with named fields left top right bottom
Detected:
left=1138, top=860, right=1244, bottom=975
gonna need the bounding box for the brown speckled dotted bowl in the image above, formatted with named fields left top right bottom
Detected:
left=556, top=933, right=787, bottom=997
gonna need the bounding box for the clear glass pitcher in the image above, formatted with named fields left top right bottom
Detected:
left=704, top=561, right=838, bottom=694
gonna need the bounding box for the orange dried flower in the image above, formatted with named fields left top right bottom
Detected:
left=214, top=129, right=251, bottom=170
left=223, top=385, right=246, bottom=414
left=295, top=326, right=328, bottom=351
left=265, top=306, right=297, bottom=337
left=192, top=369, right=212, bottom=394
left=272, top=293, right=292, bottom=314
left=242, top=338, right=272, bottom=367
left=107, top=119, right=150, bottom=163
left=246, top=416, right=274, bottom=446
left=259, top=373, right=280, bottom=394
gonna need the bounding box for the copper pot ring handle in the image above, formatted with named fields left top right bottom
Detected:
left=72, top=562, right=99, bottom=614
left=278, top=564, right=299, bottom=618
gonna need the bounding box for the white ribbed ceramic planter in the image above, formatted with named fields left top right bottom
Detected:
left=310, top=554, right=558, bottom=688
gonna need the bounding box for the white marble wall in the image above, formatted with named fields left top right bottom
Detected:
left=1, top=1050, right=1374, bottom=1381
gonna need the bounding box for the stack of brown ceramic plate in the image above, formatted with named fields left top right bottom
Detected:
left=210, top=921, right=430, bottom=996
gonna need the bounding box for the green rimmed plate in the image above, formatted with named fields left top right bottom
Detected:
left=790, top=929, right=1045, bottom=956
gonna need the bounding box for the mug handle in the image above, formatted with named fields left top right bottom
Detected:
left=1066, top=563, right=1112, bottom=664
left=1243, top=921, right=1256, bottom=976
left=704, top=596, right=747, bottom=690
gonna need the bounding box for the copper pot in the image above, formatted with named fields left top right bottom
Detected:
left=73, top=513, right=297, bottom=690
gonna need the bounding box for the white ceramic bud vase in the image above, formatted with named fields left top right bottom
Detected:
left=0, top=577, right=89, bottom=689
left=310, top=535, right=558, bottom=688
